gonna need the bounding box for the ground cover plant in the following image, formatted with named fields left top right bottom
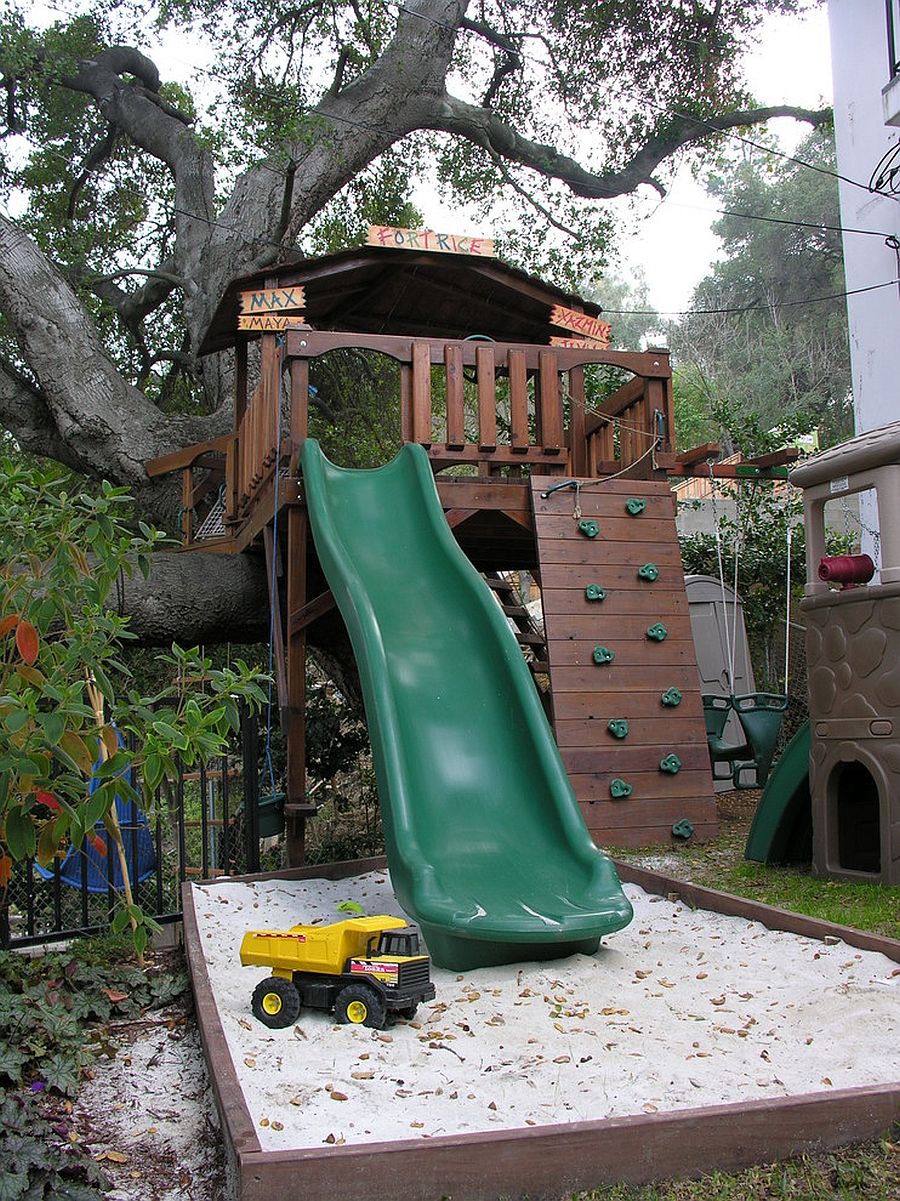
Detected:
left=0, top=934, right=190, bottom=1201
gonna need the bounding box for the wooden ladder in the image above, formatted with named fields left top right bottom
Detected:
left=531, top=475, right=718, bottom=849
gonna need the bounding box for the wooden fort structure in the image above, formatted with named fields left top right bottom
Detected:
left=148, top=234, right=796, bottom=865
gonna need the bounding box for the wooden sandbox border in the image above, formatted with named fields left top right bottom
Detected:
left=182, top=857, right=900, bottom=1201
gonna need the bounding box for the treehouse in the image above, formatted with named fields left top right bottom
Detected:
left=147, top=234, right=771, bottom=865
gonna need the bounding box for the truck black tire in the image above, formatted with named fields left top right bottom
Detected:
left=397, top=1001, right=419, bottom=1021
left=334, top=983, right=386, bottom=1029
left=251, top=977, right=301, bottom=1029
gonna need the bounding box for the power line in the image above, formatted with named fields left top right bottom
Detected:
left=600, top=278, right=899, bottom=318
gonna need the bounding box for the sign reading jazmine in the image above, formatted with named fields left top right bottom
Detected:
left=368, top=225, right=495, bottom=257
left=238, top=286, right=306, bottom=314
left=549, top=304, right=611, bottom=347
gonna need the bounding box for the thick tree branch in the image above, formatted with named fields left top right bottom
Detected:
left=0, top=358, right=86, bottom=470
left=433, top=98, right=834, bottom=200
left=0, top=215, right=225, bottom=494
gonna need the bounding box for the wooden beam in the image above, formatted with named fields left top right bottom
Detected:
left=262, top=526, right=288, bottom=720
left=676, top=442, right=721, bottom=466
left=288, top=589, right=336, bottom=636
left=742, top=447, right=801, bottom=468
left=146, top=434, right=234, bottom=478
left=285, top=508, right=308, bottom=865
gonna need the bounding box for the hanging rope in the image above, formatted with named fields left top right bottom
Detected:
left=784, top=522, right=793, bottom=694
left=263, top=337, right=285, bottom=804
left=708, top=462, right=735, bottom=693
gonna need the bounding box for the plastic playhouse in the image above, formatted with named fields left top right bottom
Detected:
left=147, top=233, right=797, bottom=968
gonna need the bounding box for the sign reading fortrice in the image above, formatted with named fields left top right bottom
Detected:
left=367, top=225, right=495, bottom=257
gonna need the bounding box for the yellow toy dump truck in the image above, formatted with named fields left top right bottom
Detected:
left=240, top=915, right=435, bottom=1030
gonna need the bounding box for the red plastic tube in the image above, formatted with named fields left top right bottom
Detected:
left=818, top=554, right=875, bottom=584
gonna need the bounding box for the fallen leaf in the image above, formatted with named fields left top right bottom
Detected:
left=351, top=1071, right=374, bottom=1080
left=710, top=996, right=725, bottom=1006
left=330, top=1091, right=348, bottom=1102
left=94, top=1150, right=129, bottom=1164
left=101, top=988, right=128, bottom=1005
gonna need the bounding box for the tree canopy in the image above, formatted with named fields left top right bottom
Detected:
left=0, top=0, right=829, bottom=641
left=669, top=126, right=851, bottom=453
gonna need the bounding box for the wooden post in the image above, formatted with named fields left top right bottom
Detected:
left=508, top=348, right=529, bottom=452
left=538, top=350, right=563, bottom=453
left=262, top=526, right=288, bottom=720
left=569, top=366, right=587, bottom=476
left=290, top=356, right=309, bottom=470
left=411, top=342, right=433, bottom=446
left=285, top=506, right=307, bottom=866
left=180, top=467, right=193, bottom=545
left=445, top=344, right=465, bottom=449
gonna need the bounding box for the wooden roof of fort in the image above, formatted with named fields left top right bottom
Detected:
left=199, top=244, right=604, bottom=355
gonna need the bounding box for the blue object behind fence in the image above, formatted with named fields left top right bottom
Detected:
left=35, top=750, right=156, bottom=894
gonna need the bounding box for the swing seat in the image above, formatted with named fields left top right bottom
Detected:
left=702, top=693, right=787, bottom=789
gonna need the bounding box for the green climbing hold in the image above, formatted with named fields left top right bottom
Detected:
left=646, top=623, right=668, bottom=642
left=638, top=563, right=659, bottom=582
left=578, top=519, right=600, bottom=539
left=672, top=819, right=694, bottom=840
left=610, top=778, right=633, bottom=799
left=592, top=645, right=615, bottom=665
left=625, top=498, right=647, bottom=516
left=661, top=687, right=683, bottom=707
left=607, top=718, right=629, bottom=739
left=584, top=583, right=607, bottom=602
left=659, top=753, right=682, bottom=774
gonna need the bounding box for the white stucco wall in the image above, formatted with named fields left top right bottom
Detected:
left=829, top=0, right=900, bottom=437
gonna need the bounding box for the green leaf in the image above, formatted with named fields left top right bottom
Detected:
left=5, top=807, right=36, bottom=860
left=4, top=709, right=29, bottom=734
left=39, top=711, right=65, bottom=745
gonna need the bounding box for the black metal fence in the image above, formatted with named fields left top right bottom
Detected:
left=1, top=710, right=267, bottom=949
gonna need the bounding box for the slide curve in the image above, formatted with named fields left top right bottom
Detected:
left=300, top=440, right=633, bottom=970
left=744, top=721, right=812, bottom=865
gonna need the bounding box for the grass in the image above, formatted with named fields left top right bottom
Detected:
left=572, top=1137, right=900, bottom=1200
left=612, top=791, right=900, bottom=940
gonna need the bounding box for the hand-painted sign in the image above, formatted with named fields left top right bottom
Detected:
left=550, top=336, right=609, bottom=350
left=238, top=286, right=306, bottom=314
left=368, top=225, right=495, bottom=257
left=549, top=304, right=611, bottom=347
left=237, top=314, right=309, bottom=332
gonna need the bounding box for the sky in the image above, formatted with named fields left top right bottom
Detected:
left=613, top=4, right=834, bottom=316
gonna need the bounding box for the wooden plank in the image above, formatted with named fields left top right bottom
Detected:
left=508, top=348, right=529, bottom=450
left=555, top=718, right=706, bottom=748
left=534, top=475, right=671, bottom=501
left=547, top=642, right=699, bottom=671
left=676, top=442, right=720, bottom=466
left=534, top=515, right=675, bottom=542
left=600, top=822, right=720, bottom=849
left=549, top=665, right=702, bottom=692
left=553, top=690, right=705, bottom=722
left=146, top=434, right=234, bottom=478
left=428, top=445, right=567, bottom=467
left=289, top=357, right=309, bottom=468
left=444, top=344, right=465, bottom=449
left=562, top=743, right=709, bottom=774
left=545, top=614, right=694, bottom=642
left=411, top=341, right=432, bottom=446
left=539, top=562, right=686, bottom=590
left=570, top=769, right=713, bottom=802
left=475, top=345, right=497, bottom=451
left=239, top=285, right=305, bottom=314
left=579, top=794, right=719, bottom=830
left=400, top=364, right=412, bottom=443
left=367, top=224, right=495, bottom=256
left=584, top=377, right=644, bottom=434
left=535, top=540, right=683, bottom=567
left=549, top=303, right=612, bottom=345
left=540, top=589, right=687, bottom=616
left=285, top=508, right=308, bottom=866
left=180, top=468, right=193, bottom=545
left=538, top=349, right=563, bottom=451
left=568, top=366, right=587, bottom=476
left=288, top=589, right=336, bottom=635
left=742, top=447, right=801, bottom=468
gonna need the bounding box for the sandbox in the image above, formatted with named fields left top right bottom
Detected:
left=183, top=858, right=900, bottom=1201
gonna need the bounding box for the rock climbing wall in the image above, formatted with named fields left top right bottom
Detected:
left=531, top=476, right=717, bottom=850
left=803, top=584, right=900, bottom=885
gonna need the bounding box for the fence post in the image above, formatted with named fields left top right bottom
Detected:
left=241, top=704, right=261, bottom=873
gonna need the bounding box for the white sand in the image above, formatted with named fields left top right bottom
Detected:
left=192, top=872, right=899, bottom=1152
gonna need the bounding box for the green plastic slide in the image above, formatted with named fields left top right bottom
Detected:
left=744, top=720, right=812, bottom=865
left=300, top=441, right=633, bottom=970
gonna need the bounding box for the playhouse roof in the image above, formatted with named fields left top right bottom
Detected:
left=199, top=244, right=604, bottom=355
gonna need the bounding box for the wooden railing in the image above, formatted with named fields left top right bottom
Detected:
left=150, top=332, right=675, bottom=545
